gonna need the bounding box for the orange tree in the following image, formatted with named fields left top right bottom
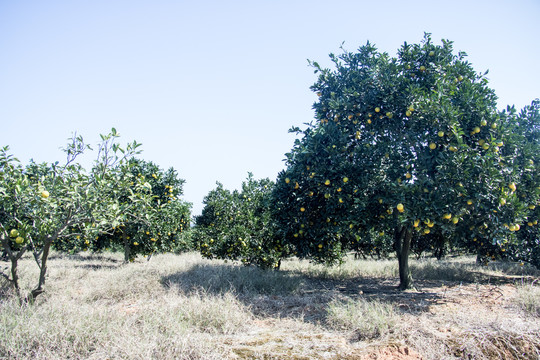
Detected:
left=0, top=130, right=154, bottom=302
left=56, top=158, right=192, bottom=262
left=118, top=159, right=192, bottom=260
left=494, top=101, right=540, bottom=267
left=195, top=174, right=284, bottom=269
left=419, top=100, right=540, bottom=265
left=272, top=34, right=539, bottom=289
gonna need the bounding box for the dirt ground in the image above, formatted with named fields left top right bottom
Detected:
left=223, top=276, right=538, bottom=359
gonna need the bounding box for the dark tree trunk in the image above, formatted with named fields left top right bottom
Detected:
left=395, top=226, right=413, bottom=290
left=123, top=231, right=130, bottom=263
left=10, top=256, right=22, bottom=300
left=434, top=233, right=445, bottom=260
left=29, top=238, right=53, bottom=301
left=1, top=235, right=25, bottom=302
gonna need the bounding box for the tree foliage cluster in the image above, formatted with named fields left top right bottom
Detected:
left=0, top=129, right=191, bottom=302
left=194, top=173, right=286, bottom=269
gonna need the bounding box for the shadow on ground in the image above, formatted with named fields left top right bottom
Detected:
left=48, top=253, right=123, bottom=263
left=159, top=262, right=463, bottom=325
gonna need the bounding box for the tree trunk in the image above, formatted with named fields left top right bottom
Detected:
left=434, top=233, right=445, bottom=260
left=29, top=238, right=52, bottom=301
left=10, top=256, right=22, bottom=301
left=1, top=235, right=24, bottom=302
left=395, top=226, right=413, bottom=290
left=123, top=231, right=130, bottom=263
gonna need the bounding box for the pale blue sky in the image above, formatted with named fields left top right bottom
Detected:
left=1, top=0, right=539, bottom=216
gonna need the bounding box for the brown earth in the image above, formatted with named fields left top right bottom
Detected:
left=223, top=277, right=539, bottom=359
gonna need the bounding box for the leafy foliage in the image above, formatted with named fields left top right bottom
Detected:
left=195, top=174, right=285, bottom=269
left=0, top=129, right=191, bottom=301
left=272, top=34, right=540, bottom=288
left=54, top=158, right=192, bottom=261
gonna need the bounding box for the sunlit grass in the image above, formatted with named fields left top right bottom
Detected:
left=0, top=252, right=248, bottom=359
left=281, top=256, right=397, bottom=280
left=326, top=297, right=397, bottom=340
left=1, top=251, right=540, bottom=359
left=514, top=282, right=540, bottom=317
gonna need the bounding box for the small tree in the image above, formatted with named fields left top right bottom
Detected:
left=195, top=174, right=283, bottom=268
left=273, top=34, right=539, bottom=289
left=68, top=158, right=192, bottom=262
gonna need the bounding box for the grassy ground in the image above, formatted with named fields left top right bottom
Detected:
left=1, top=252, right=539, bottom=359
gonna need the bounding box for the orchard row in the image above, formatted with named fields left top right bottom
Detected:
left=2, top=34, right=539, bottom=300
left=1, top=130, right=191, bottom=302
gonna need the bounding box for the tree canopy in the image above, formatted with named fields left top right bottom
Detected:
left=271, top=34, right=540, bottom=289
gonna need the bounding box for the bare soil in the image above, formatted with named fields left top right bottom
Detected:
left=223, top=276, right=539, bottom=359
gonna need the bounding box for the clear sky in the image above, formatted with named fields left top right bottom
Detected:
left=1, top=0, right=539, bottom=216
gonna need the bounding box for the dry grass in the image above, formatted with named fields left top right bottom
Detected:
left=411, top=256, right=540, bottom=283
left=0, top=253, right=246, bottom=359
left=282, top=257, right=398, bottom=280
left=514, top=281, right=540, bottom=317
left=1, top=251, right=540, bottom=359
left=326, top=297, right=398, bottom=340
